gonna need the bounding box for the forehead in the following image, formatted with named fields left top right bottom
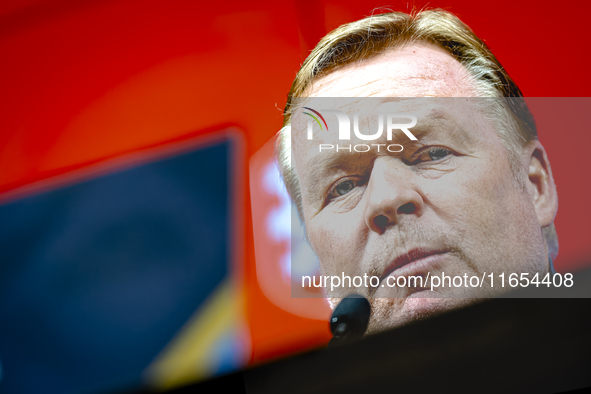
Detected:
left=307, top=43, right=477, bottom=98
left=292, top=43, right=481, bottom=155
left=292, top=42, right=483, bottom=156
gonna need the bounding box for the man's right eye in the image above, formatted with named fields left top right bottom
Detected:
left=335, top=180, right=355, bottom=196
left=328, top=178, right=365, bottom=201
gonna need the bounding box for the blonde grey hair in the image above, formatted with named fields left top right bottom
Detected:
left=276, top=9, right=557, bottom=258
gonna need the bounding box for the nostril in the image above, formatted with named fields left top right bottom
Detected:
left=397, top=202, right=416, bottom=215
left=374, top=215, right=389, bottom=229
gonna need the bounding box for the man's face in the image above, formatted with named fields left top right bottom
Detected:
left=292, top=44, right=549, bottom=333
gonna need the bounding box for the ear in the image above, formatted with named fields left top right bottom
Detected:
left=526, top=141, right=558, bottom=228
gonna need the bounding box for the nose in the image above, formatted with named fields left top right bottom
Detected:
left=364, top=158, right=424, bottom=234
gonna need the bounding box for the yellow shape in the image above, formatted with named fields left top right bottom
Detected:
left=144, top=280, right=245, bottom=390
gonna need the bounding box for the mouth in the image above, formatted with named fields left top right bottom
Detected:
left=378, top=248, right=449, bottom=286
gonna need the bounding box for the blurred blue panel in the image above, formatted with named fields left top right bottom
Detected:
left=0, top=137, right=235, bottom=394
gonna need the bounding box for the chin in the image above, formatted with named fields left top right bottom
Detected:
left=366, top=294, right=478, bottom=335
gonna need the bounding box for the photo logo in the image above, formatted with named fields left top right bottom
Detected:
left=303, top=107, right=329, bottom=137
left=303, top=108, right=419, bottom=152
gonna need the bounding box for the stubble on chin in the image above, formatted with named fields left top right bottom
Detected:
left=364, top=296, right=482, bottom=335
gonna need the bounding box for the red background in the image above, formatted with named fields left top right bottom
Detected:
left=1, top=0, right=589, bottom=366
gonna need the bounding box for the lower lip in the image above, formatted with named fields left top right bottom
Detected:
left=381, top=252, right=450, bottom=287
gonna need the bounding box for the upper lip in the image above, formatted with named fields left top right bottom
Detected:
left=379, top=248, right=449, bottom=283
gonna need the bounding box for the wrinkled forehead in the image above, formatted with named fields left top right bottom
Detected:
left=292, top=96, right=441, bottom=135
left=304, top=43, right=478, bottom=98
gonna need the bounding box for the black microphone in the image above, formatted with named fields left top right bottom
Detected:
left=329, top=294, right=371, bottom=347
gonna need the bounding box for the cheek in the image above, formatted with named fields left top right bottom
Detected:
left=426, top=152, right=544, bottom=270
left=432, top=149, right=514, bottom=220
left=308, top=211, right=367, bottom=275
